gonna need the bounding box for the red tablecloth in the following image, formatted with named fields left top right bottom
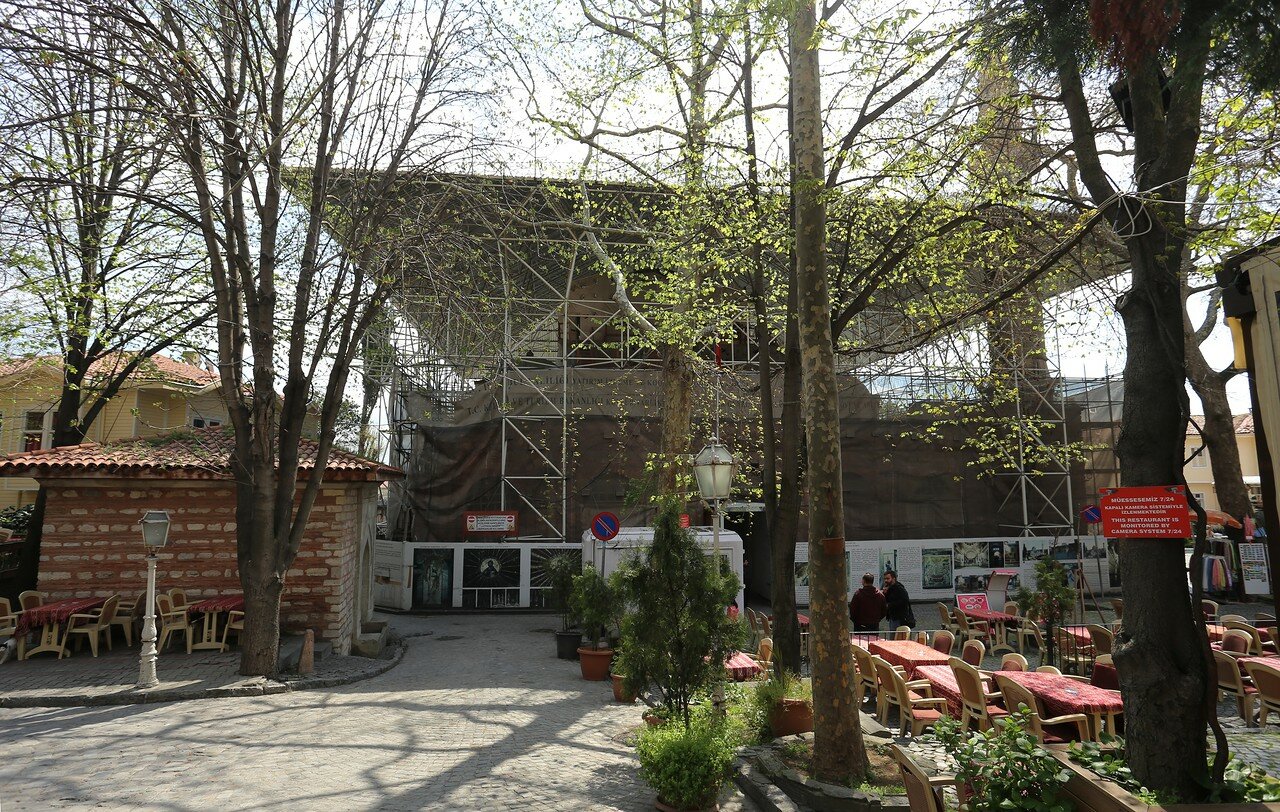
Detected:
left=963, top=608, right=1017, bottom=624
left=16, top=597, right=106, bottom=636
left=797, top=613, right=810, bottom=627
left=725, top=651, right=764, bottom=681
left=999, top=671, right=1123, bottom=718
left=850, top=634, right=879, bottom=649
left=914, top=664, right=990, bottom=717
left=1063, top=626, right=1093, bottom=647
left=188, top=594, right=245, bottom=614
left=1235, top=655, right=1280, bottom=676
left=869, top=639, right=950, bottom=676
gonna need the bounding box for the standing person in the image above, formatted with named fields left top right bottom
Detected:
left=848, top=573, right=887, bottom=633
left=882, top=570, right=915, bottom=629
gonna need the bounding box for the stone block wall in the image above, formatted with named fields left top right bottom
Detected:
left=36, top=478, right=365, bottom=654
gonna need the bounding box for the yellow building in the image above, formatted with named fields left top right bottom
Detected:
left=1183, top=413, right=1262, bottom=512
left=0, top=354, right=227, bottom=509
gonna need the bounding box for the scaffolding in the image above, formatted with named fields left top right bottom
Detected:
left=363, top=173, right=1125, bottom=546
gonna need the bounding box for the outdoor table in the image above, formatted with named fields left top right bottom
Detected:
left=16, top=596, right=107, bottom=659
left=914, top=664, right=993, bottom=718
left=962, top=608, right=1018, bottom=655
left=1063, top=625, right=1093, bottom=647
left=850, top=633, right=879, bottom=649
left=187, top=594, right=245, bottom=652
left=1207, top=624, right=1275, bottom=651
left=797, top=613, right=810, bottom=628
left=724, top=651, right=764, bottom=681
left=999, top=670, right=1124, bottom=738
left=1234, top=654, right=1280, bottom=677
left=868, top=639, right=950, bottom=677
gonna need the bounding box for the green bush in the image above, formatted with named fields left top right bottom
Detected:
left=635, top=716, right=736, bottom=810
left=749, top=670, right=812, bottom=739
left=1068, top=737, right=1280, bottom=804
left=570, top=565, right=618, bottom=649
left=935, top=708, right=1074, bottom=811
left=0, top=504, right=34, bottom=536
left=544, top=553, right=579, bottom=632
left=613, top=498, right=746, bottom=725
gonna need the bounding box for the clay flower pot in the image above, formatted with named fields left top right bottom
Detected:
left=611, top=673, right=636, bottom=703
left=577, top=646, right=614, bottom=680
left=767, top=698, right=814, bottom=736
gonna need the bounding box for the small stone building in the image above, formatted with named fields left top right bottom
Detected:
left=0, top=427, right=402, bottom=654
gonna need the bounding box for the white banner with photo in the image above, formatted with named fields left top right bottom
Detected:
left=795, top=535, right=1116, bottom=607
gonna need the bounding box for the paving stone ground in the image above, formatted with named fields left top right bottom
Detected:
left=0, top=642, right=396, bottom=706
left=0, top=614, right=757, bottom=811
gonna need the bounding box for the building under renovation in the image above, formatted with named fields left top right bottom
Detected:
left=361, top=173, right=1125, bottom=611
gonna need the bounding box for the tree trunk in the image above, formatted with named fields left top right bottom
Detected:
left=1185, top=342, right=1251, bottom=520
left=1113, top=231, right=1209, bottom=798
left=771, top=288, right=805, bottom=677
left=790, top=0, right=864, bottom=782
left=656, top=343, right=696, bottom=494
left=236, top=460, right=285, bottom=676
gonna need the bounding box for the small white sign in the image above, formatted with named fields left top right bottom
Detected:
left=1241, top=542, right=1271, bottom=596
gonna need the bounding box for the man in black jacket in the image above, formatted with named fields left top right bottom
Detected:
left=882, top=569, right=915, bottom=629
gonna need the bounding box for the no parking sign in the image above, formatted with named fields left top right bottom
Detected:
left=591, top=511, right=620, bottom=541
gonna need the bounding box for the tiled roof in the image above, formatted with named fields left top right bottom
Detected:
left=1187, top=413, right=1254, bottom=435
left=0, top=426, right=402, bottom=482
left=0, top=353, right=218, bottom=388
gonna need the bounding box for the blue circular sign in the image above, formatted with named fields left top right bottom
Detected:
left=592, top=511, right=620, bottom=541
left=1081, top=504, right=1102, bottom=524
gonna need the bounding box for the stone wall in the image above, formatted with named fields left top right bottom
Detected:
left=35, top=478, right=370, bottom=654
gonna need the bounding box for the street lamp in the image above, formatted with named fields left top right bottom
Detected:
left=136, top=509, right=170, bottom=689
left=693, top=438, right=737, bottom=714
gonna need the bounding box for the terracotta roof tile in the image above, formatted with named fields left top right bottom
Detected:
left=0, top=426, right=402, bottom=482
left=0, top=353, right=218, bottom=388
left=1188, top=414, right=1255, bottom=435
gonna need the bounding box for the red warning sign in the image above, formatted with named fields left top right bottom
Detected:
left=1100, top=486, right=1192, bottom=538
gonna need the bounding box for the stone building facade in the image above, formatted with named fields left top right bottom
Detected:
left=0, top=427, right=400, bottom=653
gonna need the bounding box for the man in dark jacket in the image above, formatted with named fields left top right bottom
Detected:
left=882, top=569, right=915, bottom=629
left=848, top=573, right=887, bottom=632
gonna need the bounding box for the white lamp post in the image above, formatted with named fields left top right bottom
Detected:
left=693, top=438, right=737, bottom=714
left=693, top=438, right=737, bottom=571
left=136, top=509, right=170, bottom=689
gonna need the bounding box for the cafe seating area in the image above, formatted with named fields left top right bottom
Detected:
left=5, top=588, right=245, bottom=661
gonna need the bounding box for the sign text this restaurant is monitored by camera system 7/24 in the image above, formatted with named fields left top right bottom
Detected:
left=1099, top=485, right=1192, bottom=538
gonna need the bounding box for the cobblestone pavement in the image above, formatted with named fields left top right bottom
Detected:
left=0, top=614, right=757, bottom=811
left=0, top=643, right=396, bottom=706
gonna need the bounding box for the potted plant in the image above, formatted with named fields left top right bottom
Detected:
left=754, top=671, right=813, bottom=737
left=1014, top=559, right=1076, bottom=668
left=545, top=553, right=582, bottom=660
left=635, top=716, right=736, bottom=811
left=613, top=500, right=745, bottom=725
left=935, top=708, right=1074, bottom=811
left=571, top=565, right=618, bottom=680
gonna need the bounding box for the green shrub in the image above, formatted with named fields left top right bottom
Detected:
left=749, top=670, right=811, bottom=739
left=0, top=504, right=34, bottom=536
left=613, top=498, right=745, bottom=725
left=635, top=716, right=736, bottom=810
left=570, top=565, right=618, bottom=649
left=935, top=708, right=1074, bottom=811
left=1068, top=737, right=1280, bottom=804
left=544, top=553, right=579, bottom=632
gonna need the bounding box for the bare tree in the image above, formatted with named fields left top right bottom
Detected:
left=0, top=6, right=214, bottom=594
left=7, top=0, right=494, bottom=674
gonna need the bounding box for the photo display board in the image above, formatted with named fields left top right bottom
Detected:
left=794, top=536, right=1111, bottom=606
